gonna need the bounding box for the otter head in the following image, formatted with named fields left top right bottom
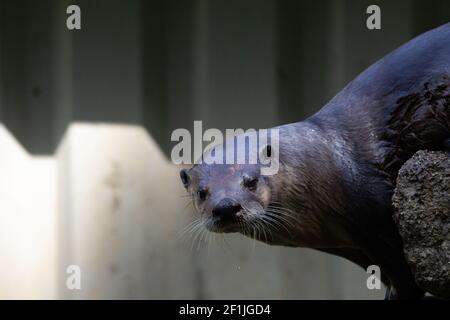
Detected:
left=179, top=143, right=275, bottom=234
left=180, top=163, right=273, bottom=233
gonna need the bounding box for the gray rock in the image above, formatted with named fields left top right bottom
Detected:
left=393, top=150, right=450, bottom=298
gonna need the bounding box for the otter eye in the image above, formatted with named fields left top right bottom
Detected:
left=243, top=177, right=258, bottom=191
left=197, top=189, right=208, bottom=201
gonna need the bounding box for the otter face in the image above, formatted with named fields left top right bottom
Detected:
left=180, top=163, right=271, bottom=234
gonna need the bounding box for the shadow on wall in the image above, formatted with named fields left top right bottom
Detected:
left=0, top=0, right=449, bottom=156
left=0, top=122, right=385, bottom=299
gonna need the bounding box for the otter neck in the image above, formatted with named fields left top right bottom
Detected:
left=268, top=122, right=356, bottom=248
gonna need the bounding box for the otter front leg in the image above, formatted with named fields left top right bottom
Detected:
left=444, top=138, right=450, bottom=151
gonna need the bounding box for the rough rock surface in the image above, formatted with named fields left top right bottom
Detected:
left=393, top=150, right=450, bottom=298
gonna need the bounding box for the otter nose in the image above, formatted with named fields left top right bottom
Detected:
left=212, top=198, right=242, bottom=219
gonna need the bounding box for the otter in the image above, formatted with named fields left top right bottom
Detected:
left=179, top=23, right=450, bottom=299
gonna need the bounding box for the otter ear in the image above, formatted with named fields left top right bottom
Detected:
left=260, top=144, right=272, bottom=160
left=180, top=169, right=190, bottom=188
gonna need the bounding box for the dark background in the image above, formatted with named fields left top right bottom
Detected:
left=0, top=0, right=449, bottom=155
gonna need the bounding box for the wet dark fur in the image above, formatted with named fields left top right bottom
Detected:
left=274, top=23, right=450, bottom=299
